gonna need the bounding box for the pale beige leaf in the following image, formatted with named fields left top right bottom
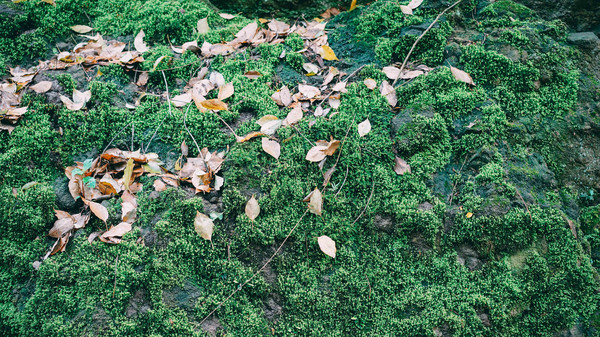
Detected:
left=268, top=19, right=290, bottom=34
left=364, top=78, right=377, bottom=90
left=197, top=17, right=210, bottom=34
left=400, top=5, right=413, bottom=15
left=153, top=179, right=167, bottom=192
left=70, top=25, right=93, bottom=33
left=305, top=188, right=323, bottom=216
left=100, top=222, right=132, bottom=242
left=380, top=81, right=397, bottom=107
left=218, top=82, right=234, bottom=100
left=134, top=29, right=150, bottom=53
left=298, top=84, right=320, bottom=99
left=194, top=211, right=214, bottom=241
left=306, top=145, right=328, bottom=162
left=317, top=235, right=336, bottom=258
left=30, top=81, right=52, bottom=93
left=283, top=106, right=303, bottom=126
left=260, top=119, right=282, bottom=136
left=332, top=81, right=347, bottom=92
left=261, top=138, right=281, bottom=159
left=394, top=156, right=411, bottom=175
left=450, top=66, right=475, bottom=86
left=219, top=13, right=235, bottom=19
left=407, top=0, right=424, bottom=9
left=302, top=63, right=320, bottom=75
left=399, top=70, right=424, bottom=80
left=358, top=119, right=371, bottom=137
left=383, top=66, right=401, bottom=80
left=245, top=195, right=260, bottom=221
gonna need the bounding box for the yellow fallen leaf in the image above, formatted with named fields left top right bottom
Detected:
left=201, top=99, right=228, bottom=111
left=320, top=45, right=339, bottom=61
left=466, top=212, right=473, bottom=218
left=349, top=0, right=357, bottom=11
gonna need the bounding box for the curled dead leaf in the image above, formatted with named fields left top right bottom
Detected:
left=201, top=99, right=228, bottom=111
left=394, top=156, right=411, bottom=175
left=134, top=29, right=150, bottom=53
left=304, top=188, right=323, bottom=216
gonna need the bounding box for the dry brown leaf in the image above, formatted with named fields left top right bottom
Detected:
left=322, top=139, right=340, bottom=156
left=100, top=222, right=132, bottom=243
left=317, top=235, right=336, bottom=258
left=194, top=211, right=214, bottom=241
left=245, top=195, right=260, bottom=221
left=134, top=29, right=150, bottom=53
left=350, top=0, right=357, bottom=11
left=306, top=145, right=328, bottom=162
left=218, top=82, right=234, bottom=100
left=70, top=25, right=93, bottom=33
left=243, top=71, right=262, bottom=79
left=450, top=66, right=475, bottom=86
left=256, top=115, right=279, bottom=126
left=153, top=179, right=167, bottom=192
left=235, top=21, right=258, bottom=41
left=268, top=19, right=290, bottom=34
left=30, top=81, right=52, bottom=93
left=261, top=138, right=281, bottom=159
left=87, top=200, right=109, bottom=223
left=197, top=17, right=210, bottom=34
left=201, top=99, right=228, bottom=111
left=358, top=119, right=371, bottom=137
left=304, top=188, right=323, bottom=216
left=394, top=156, right=411, bottom=175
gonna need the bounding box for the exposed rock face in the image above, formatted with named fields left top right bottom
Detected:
left=514, top=0, right=600, bottom=31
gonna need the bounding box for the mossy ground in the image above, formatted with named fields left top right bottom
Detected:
left=0, top=0, right=599, bottom=336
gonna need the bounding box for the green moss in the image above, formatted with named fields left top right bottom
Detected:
left=51, top=73, right=76, bottom=95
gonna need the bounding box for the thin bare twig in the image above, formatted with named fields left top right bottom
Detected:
left=183, top=104, right=201, bottom=155
left=392, top=0, right=463, bottom=86
left=351, top=178, right=376, bottom=225
left=292, top=124, right=315, bottom=146
left=200, top=209, right=310, bottom=325
left=161, top=71, right=173, bottom=116
left=334, top=165, right=349, bottom=198
left=103, top=121, right=133, bottom=153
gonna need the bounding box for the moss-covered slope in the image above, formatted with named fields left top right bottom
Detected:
left=0, top=0, right=599, bottom=336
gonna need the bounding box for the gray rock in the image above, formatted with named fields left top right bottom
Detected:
left=568, top=32, right=600, bottom=50
left=53, top=176, right=77, bottom=210
left=374, top=214, right=394, bottom=233
left=391, top=109, right=413, bottom=135
left=456, top=244, right=484, bottom=271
